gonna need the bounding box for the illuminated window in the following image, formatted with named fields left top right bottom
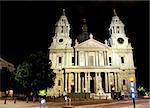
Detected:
left=121, top=57, right=124, bottom=63
left=58, top=80, right=61, bottom=86
left=59, top=57, right=62, bottom=63
left=123, top=80, right=125, bottom=85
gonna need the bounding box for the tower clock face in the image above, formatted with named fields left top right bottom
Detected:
left=59, top=38, right=63, bottom=43
left=57, top=37, right=64, bottom=44
left=117, top=38, right=124, bottom=44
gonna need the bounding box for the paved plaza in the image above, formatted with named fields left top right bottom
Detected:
left=0, top=98, right=149, bottom=108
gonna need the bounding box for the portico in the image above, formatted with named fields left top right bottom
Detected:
left=63, top=67, right=122, bottom=94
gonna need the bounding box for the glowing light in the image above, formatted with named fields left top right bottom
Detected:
left=129, top=76, right=134, bottom=82
left=41, top=98, right=46, bottom=104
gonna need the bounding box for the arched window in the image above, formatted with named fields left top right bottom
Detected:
left=123, top=79, right=125, bottom=85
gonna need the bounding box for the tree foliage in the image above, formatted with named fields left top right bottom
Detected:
left=14, top=51, right=56, bottom=96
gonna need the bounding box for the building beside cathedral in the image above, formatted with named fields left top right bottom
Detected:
left=48, top=9, right=136, bottom=98
left=0, top=57, right=15, bottom=97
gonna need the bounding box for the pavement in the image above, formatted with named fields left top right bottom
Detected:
left=0, top=98, right=149, bottom=108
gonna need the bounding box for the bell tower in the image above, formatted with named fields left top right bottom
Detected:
left=50, top=9, right=72, bottom=49
left=107, top=9, right=131, bottom=49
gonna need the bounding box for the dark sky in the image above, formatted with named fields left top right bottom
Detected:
left=1, top=1, right=149, bottom=89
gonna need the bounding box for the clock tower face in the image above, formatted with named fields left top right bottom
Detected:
left=57, top=37, right=65, bottom=45
left=117, top=37, right=124, bottom=44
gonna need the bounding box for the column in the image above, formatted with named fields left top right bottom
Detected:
left=78, top=73, right=81, bottom=93
left=85, top=73, right=87, bottom=92
left=75, top=51, right=77, bottom=66
left=68, top=73, right=71, bottom=93
left=84, top=52, right=86, bottom=66
left=103, top=51, right=106, bottom=66
left=117, top=73, right=121, bottom=91
left=114, top=72, right=118, bottom=92
left=95, top=72, right=98, bottom=93
left=75, top=73, right=78, bottom=93
left=87, top=73, right=90, bottom=93
left=82, top=77, right=84, bottom=92
left=105, top=72, right=108, bottom=92
left=95, top=51, right=98, bottom=66
left=105, top=51, right=108, bottom=66
left=65, top=73, right=67, bottom=92
left=85, top=52, right=88, bottom=66
left=99, top=72, right=102, bottom=89
left=108, top=72, right=110, bottom=92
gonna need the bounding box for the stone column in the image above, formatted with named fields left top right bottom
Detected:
left=78, top=73, right=81, bottom=93
left=103, top=51, right=106, bottom=66
left=117, top=73, right=121, bottom=91
left=85, top=52, right=88, bottom=66
left=75, top=73, right=78, bottom=93
left=108, top=73, right=112, bottom=92
left=65, top=73, right=68, bottom=92
left=82, top=77, right=84, bottom=92
left=68, top=73, right=71, bottom=93
left=99, top=72, right=102, bottom=89
left=114, top=72, right=118, bottom=92
left=85, top=73, right=87, bottom=92
left=75, top=51, right=77, bottom=66
left=87, top=73, right=90, bottom=93
left=95, top=72, right=98, bottom=93
left=95, top=51, right=98, bottom=66
left=105, top=72, right=108, bottom=92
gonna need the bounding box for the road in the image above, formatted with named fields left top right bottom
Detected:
left=76, top=99, right=150, bottom=108
left=0, top=99, right=149, bottom=108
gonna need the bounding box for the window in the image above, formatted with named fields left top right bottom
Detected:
left=109, top=57, right=112, bottom=66
left=113, top=26, right=115, bottom=33
left=58, top=80, right=61, bottom=86
left=72, top=57, right=75, bottom=65
left=121, top=57, right=124, bottom=63
left=61, top=26, right=63, bottom=33
left=109, top=57, right=111, bottom=63
left=123, top=80, right=125, bottom=85
left=59, top=57, right=62, bottom=63
left=117, top=26, right=120, bottom=33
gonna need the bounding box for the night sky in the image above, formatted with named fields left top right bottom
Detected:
left=1, top=1, right=149, bottom=89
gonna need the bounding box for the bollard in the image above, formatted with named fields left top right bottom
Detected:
left=26, top=97, right=29, bottom=103
left=14, top=97, right=16, bottom=104
left=4, top=98, right=6, bottom=104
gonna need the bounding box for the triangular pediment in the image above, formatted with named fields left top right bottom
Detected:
left=75, top=38, right=109, bottom=50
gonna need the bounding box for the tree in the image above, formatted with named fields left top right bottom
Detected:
left=14, top=51, right=56, bottom=96
left=137, top=86, right=146, bottom=96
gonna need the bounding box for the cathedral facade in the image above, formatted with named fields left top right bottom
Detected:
left=48, top=9, right=136, bottom=98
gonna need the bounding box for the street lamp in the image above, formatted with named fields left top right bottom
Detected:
left=129, top=76, right=136, bottom=108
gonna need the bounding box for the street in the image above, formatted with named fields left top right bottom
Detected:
left=0, top=99, right=149, bottom=108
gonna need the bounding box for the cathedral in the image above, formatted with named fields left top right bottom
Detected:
left=48, top=9, right=136, bottom=98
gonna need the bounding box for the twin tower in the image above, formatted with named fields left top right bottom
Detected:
left=48, top=9, right=136, bottom=98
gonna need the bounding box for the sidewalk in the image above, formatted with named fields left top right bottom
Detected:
left=0, top=98, right=149, bottom=108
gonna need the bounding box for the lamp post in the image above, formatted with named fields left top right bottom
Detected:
left=129, top=76, right=136, bottom=108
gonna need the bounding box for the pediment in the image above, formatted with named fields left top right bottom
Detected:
left=75, top=38, right=109, bottom=50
